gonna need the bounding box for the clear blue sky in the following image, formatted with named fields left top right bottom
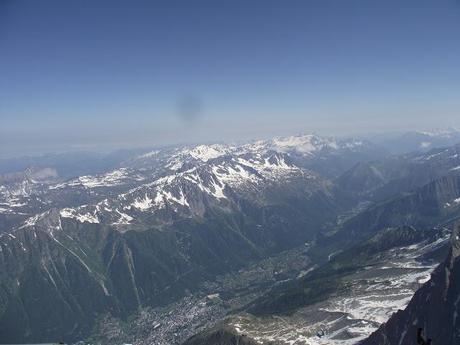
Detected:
left=1, top=0, right=460, bottom=157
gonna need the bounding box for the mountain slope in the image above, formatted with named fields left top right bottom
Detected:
left=336, top=143, right=460, bottom=202
left=0, top=138, right=351, bottom=343
left=182, top=225, right=449, bottom=345
left=361, top=222, right=460, bottom=345
left=325, top=173, right=460, bottom=252
left=246, top=226, right=446, bottom=316
left=0, top=134, right=434, bottom=343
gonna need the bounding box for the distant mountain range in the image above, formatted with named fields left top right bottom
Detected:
left=1, top=132, right=460, bottom=344
left=371, top=127, right=460, bottom=154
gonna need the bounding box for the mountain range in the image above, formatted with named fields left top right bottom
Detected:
left=0, top=131, right=460, bottom=344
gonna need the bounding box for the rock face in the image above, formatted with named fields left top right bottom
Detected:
left=361, top=222, right=460, bottom=345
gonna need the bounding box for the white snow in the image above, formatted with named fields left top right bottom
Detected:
left=21, top=212, right=48, bottom=228
left=50, top=168, right=141, bottom=189
left=60, top=208, right=99, bottom=223
left=234, top=155, right=301, bottom=182
left=76, top=212, right=99, bottom=223
left=265, top=135, right=362, bottom=155
left=132, top=195, right=154, bottom=211
left=239, top=134, right=362, bottom=157
left=163, top=189, right=190, bottom=206
left=166, top=158, right=183, bottom=171
left=272, top=135, right=319, bottom=154
left=187, top=145, right=228, bottom=161
left=113, top=210, right=133, bottom=225
left=60, top=208, right=75, bottom=218
left=210, top=179, right=226, bottom=199
left=78, top=169, right=131, bottom=188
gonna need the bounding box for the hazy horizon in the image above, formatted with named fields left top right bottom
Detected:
left=1, top=1, right=459, bottom=158
left=1, top=126, right=460, bottom=160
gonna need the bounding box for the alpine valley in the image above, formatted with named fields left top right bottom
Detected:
left=1, top=132, right=460, bottom=345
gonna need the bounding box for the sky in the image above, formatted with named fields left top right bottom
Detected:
left=1, top=0, right=460, bottom=157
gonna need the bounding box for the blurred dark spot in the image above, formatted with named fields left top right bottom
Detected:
left=175, top=95, right=204, bottom=124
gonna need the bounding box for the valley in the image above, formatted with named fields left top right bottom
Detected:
left=0, top=133, right=459, bottom=344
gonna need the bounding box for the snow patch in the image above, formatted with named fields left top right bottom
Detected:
left=187, top=145, right=228, bottom=161
left=60, top=208, right=99, bottom=223
left=113, top=210, right=133, bottom=225
left=132, top=195, right=154, bottom=211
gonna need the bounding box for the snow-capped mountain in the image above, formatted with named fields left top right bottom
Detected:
left=64, top=151, right=331, bottom=228
left=2, top=133, right=460, bottom=344
left=0, top=134, right=354, bottom=343
left=242, top=134, right=366, bottom=155
left=0, top=134, right=379, bottom=232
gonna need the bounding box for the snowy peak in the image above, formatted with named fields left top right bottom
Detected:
left=128, top=134, right=374, bottom=172
left=241, top=134, right=366, bottom=156
left=185, top=144, right=231, bottom=162
left=271, top=134, right=337, bottom=154
left=1, top=133, right=379, bottom=228
left=49, top=150, right=313, bottom=228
